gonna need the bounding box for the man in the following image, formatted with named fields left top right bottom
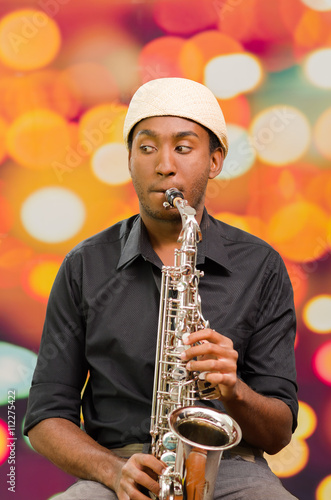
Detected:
left=24, top=78, right=298, bottom=500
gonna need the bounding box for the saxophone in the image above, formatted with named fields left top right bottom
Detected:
left=150, top=188, right=242, bottom=500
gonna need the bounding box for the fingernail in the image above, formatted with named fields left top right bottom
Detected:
left=180, top=351, right=187, bottom=360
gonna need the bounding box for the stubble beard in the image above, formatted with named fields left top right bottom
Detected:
left=131, top=172, right=210, bottom=224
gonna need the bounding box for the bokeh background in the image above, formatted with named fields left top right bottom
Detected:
left=0, top=0, right=331, bottom=498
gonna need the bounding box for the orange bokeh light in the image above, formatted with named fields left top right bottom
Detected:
left=180, top=30, right=243, bottom=82
left=0, top=70, right=81, bottom=123
left=21, top=254, right=62, bottom=303
left=139, top=36, right=187, bottom=82
left=0, top=236, right=34, bottom=289
left=0, top=9, right=61, bottom=71
left=267, top=201, right=330, bottom=263
left=62, top=62, right=120, bottom=111
left=6, top=109, right=71, bottom=170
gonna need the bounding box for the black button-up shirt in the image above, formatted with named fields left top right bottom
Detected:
left=24, top=211, right=298, bottom=448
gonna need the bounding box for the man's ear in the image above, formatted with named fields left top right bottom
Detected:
left=209, top=148, right=224, bottom=179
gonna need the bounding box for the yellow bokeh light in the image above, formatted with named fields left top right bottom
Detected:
left=265, top=437, right=309, bottom=478
left=0, top=9, right=61, bottom=71
left=22, top=257, right=62, bottom=302
left=316, top=475, right=331, bottom=500
left=304, top=49, right=331, bottom=89
left=91, top=143, right=131, bottom=185
left=250, top=106, right=311, bottom=165
left=296, top=400, right=317, bottom=439
left=78, top=103, right=128, bottom=155
left=266, top=201, right=329, bottom=263
left=205, top=53, right=263, bottom=99
left=303, top=295, right=331, bottom=334
left=6, top=109, right=71, bottom=170
left=313, top=107, right=331, bottom=159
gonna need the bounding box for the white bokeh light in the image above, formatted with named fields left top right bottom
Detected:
left=217, top=125, right=256, bottom=180
left=303, top=49, right=331, bottom=89
left=249, top=105, right=311, bottom=165
left=91, top=143, right=130, bottom=185
left=300, top=0, right=331, bottom=10
left=205, top=53, right=263, bottom=99
left=21, top=186, right=86, bottom=243
left=303, top=295, right=331, bottom=333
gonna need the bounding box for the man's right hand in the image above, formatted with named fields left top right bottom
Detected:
left=114, top=453, right=165, bottom=500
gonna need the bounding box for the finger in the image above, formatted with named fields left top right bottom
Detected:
left=183, top=329, right=231, bottom=346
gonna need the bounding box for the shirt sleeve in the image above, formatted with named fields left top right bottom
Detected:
left=242, top=251, right=298, bottom=432
left=24, top=253, right=88, bottom=435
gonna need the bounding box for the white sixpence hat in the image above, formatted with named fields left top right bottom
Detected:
left=123, top=78, right=228, bottom=156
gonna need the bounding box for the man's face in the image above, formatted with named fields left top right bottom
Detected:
left=128, top=116, right=223, bottom=223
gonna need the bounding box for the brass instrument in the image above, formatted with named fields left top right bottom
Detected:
left=150, top=188, right=242, bottom=500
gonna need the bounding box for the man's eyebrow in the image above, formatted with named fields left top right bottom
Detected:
left=136, top=129, right=200, bottom=139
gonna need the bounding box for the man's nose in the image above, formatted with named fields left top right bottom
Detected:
left=155, top=149, right=176, bottom=176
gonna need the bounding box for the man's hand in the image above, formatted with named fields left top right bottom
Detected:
left=114, top=453, right=165, bottom=500
left=181, top=328, right=239, bottom=401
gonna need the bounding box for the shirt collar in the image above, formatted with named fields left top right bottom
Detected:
left=197, top=209, right=233, bottom=272
left=117, top=209, right=233, bottom=272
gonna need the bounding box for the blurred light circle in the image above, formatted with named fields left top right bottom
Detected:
left=180, top=31, right=243, bottom=82
left=0, top=237, right=34, bottom=289
left=295, top=400, right=317, bottom=439
left=205, top=53, right=262, bottom=99
left=79, top=103, right=128, bottom=155
left=217, top=125, right=256, bottom=180
left=304, top=49, right=331, bottom=88
left=139, top=36, right=186, bottom=82
left=22, top=255, right=62, bottom=302
left=313, top=107, right=331, bottom=159
left=218, top=95, right=251, bottom=128
left=316, top=476, right=331, bottom=500
left=265, top=437, right=309, bottom=477
left=21, top=187, right=86, bottom=243
left=0, top=9, right=61, bottom=71
left=0, top=342, right=37, bottom=404
left=266, top=201, right=329, bottom=262
left=303, top=295, right=331, bottom=333
left=313, top=341, right=331, bottom=385
left=91, top=143, right=130, bottom=185
left=62, top=62, right=119, bottom=110
left=6, top=109, right=71, bottom=170
left=153, top=0, right=217, bottom=35
left=0, top=70, right=81, bottom=122
left=250, top=106, right=311, bottom=165
left=300, top=0, right=331, bottom=10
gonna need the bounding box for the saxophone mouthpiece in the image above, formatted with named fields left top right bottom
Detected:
left=164, top=188, right=184, bottom=208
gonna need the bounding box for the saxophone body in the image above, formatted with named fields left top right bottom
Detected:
left=150, top=188, right=242, bottom=500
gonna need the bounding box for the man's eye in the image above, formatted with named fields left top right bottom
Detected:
left=140, top=145, right=155, bottom=153
left=176, top=145, right=191, bottom=153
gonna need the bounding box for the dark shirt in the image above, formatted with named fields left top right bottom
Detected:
left=24, top=210, right=298, bottom=449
